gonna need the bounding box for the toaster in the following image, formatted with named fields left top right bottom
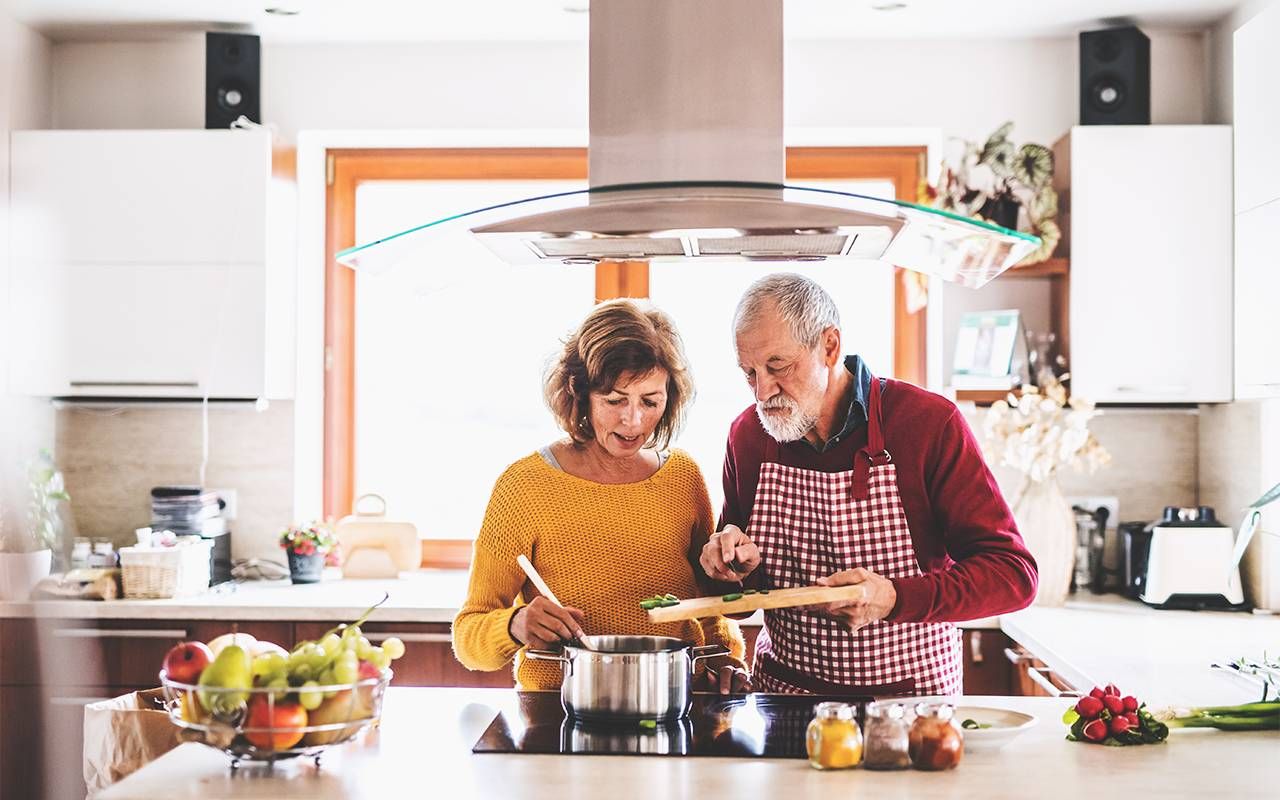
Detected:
left=1138, top=506, right=1247, bottom=610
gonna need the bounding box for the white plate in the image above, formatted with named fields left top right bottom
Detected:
left=953, top=706, right=1038, bottom=751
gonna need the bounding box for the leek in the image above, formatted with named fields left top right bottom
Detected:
left=1159, top=702, right=1280, bottom=732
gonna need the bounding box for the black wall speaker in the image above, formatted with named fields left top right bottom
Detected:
left=205, top=32, right=261, bottom=129
left=1079, top=26, right=1150, bottom=125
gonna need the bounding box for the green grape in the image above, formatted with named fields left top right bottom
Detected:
left=333, top=657, right=358, bottom=685
left=319, top=667, right=338, bottom=699
left=369, top=647, right=390, bottom=670
left=289, top=663, right=314, bottom=683
left=287, top=648, right=309, bottom=669
left=356, top=638, right=374, bottom=662
left=320, top=633, right=342, bottom=656
left=266, top=675, right=290, bottom=701
left=298, top=680, right=323, bottom=711
left=253, top=653, right=288, bottom=681
left=381, top=637, right=406, bottom=660
left=342, top=625, right=363, bottom=642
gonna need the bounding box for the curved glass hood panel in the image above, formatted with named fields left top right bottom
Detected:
left=336, top=181, right=1040, bottom=289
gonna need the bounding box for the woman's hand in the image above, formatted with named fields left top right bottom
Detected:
left=700, top=525, right=761, bottom=582
left=697, top=664, right=753, bottom=695
left=509, top=596, right=587, bottom=649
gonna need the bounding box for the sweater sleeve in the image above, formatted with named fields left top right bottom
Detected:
left=887, top=408, right=1039, bottom=623
left=451, top=468, right=533, bottom=672
left=685, top=461, right=747, bottom=671
left=718, top=428, right=745, bottom=532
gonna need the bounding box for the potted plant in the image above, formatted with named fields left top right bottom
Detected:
left=279, top=521, right=337, bottom=584
left=0, top=450, right=71, bottom=601
left=981, top=374, right=1111, bottom=607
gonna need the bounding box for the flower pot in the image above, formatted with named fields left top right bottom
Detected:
left=0, top=549, right=53, bottom=601
left=1012, top=478, right=1076, bottom=607
left=287, top=551, right=325, bottom=584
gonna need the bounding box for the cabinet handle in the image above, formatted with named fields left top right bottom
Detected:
left=69, top=381, right=199, bottom=388
left=50, top=696, right=115, bottom=707
left=969, top=631, right=985, bottom=664
left=1112, top=385, right=1188, bottom=395
left=53, top=628, right=188, bottom=639
left=365, top=632, right=452, bottom=644
left=1003, top=647, right=1034, bottom=665
left=1027, top=666, right=1081, bottom=698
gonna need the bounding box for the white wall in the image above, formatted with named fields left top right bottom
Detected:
left=0, top=13, right=54, bottom=543
left=1206, top=0, right=1273, bottom=123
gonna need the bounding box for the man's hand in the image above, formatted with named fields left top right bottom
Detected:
left=700, top=525, right=761, bottom=582
left=696, top=664, right=753, bottom=695
left=509, top=596, right=587, bottom=650
left=812, top=568, right=897, bottom=632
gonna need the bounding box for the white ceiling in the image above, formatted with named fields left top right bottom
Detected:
left=8, top=0, right=1247, bottom=43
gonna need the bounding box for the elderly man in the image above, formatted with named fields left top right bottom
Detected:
left=701, top=273, right=1038, bottom=695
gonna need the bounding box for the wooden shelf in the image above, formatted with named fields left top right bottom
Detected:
left=1004, top=256, right=1069, bottom=278
left=953, top=388, right=1020, bottom=407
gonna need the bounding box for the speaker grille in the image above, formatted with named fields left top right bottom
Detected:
left=206, top=32, right=261, bottom=129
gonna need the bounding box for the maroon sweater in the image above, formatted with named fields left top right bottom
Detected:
left=719, top=377, right=1038, bottom=623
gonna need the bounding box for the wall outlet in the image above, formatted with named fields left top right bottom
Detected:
left=1066, top=495, right=1120, bottom=529
left=213, top=488, right=238, bottom=521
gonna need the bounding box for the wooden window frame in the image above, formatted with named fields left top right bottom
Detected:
left=323, top=145, right=926, bottom=567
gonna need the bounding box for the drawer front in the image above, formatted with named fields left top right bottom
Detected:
left=293, top=621, right=514, bottom=688
left=28, top=619, right=292, bottom=688
left=1006, top=644, right=1079, bottom=697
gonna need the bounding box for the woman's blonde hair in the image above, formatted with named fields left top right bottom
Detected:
left=544, top=299, right=694, bottom=450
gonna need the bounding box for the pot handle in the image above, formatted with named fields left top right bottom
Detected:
left=526, top=649, right=574, bottom=676
left=690, top=644, right=729, bottom=671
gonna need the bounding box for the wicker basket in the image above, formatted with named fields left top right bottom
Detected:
left=119, top=539, right=212, bottom=599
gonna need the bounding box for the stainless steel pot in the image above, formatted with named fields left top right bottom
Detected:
left=560, top=717, right=693, bottom=755
left=526, top=635, right=727, bottom=721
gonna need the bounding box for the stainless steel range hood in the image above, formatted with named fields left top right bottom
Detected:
left=337, top=0, right=1038, bottom=288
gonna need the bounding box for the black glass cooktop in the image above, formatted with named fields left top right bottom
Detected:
left=473, top=692, right=869, bottom=758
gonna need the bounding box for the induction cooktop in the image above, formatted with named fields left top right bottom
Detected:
left=472, top=692, right=869, bottom=758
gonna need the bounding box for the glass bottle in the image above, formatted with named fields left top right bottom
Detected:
left=863, top=701, right=911, bottom=770
left=805, top=701, right=863, bottom=770
left=909, top=702, right=964, bottom=770
left=70, top=537, right=92, bottom=570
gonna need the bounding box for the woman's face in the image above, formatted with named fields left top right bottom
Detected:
left=587, top=368, right=670, bottom=458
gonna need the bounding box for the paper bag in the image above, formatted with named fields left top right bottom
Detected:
left=83, top=688, right=178, bottom=795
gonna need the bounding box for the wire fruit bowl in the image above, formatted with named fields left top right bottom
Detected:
left=159, top=669, right=392, bottom=768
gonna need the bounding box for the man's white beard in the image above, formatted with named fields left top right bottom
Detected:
left=755, top=395, right=816, bottom=442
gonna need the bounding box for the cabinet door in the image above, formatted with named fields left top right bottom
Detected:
left=1069, top=127, right=1233, bottom=403
left=10, top=130, right=268, bottom=266
left=1235, top=201, right=1280, bottom=398
left=1234, top=5, right=1280, bottom=214
left=293, top=622, right=514, bottom=688
left=961, top=630, right=1013, bottom=696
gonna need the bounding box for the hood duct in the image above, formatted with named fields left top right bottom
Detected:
left=336, top=0, right=1038, bottom=288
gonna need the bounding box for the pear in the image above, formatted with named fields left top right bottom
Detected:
left=207, top=632, right=257, bottom=658
left=197, top=644, right=253, bottom=719
left=301, top=688, right=374, bottom=746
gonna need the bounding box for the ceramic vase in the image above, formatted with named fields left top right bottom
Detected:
left=1011, top=477, right=1076, bottom=607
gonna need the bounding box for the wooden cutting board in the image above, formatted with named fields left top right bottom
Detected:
left=645, top=584, right=867, bottom=623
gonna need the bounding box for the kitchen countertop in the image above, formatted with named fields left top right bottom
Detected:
left=96, top=688, right=1280, bottom=800
left=1001, top=594, right=1280, bottom=707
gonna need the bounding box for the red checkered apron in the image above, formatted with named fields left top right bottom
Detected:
left=749, top=378, right=962, bottom=696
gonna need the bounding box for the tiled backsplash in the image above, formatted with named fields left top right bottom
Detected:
left=55, top=401, right=294, bottom=564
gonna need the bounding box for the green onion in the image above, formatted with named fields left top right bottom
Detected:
left=1160, top=701, right=1280, bottom=731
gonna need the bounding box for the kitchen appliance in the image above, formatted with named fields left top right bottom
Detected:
left=1133, top=506, right=1247, bottom=610
left=1072, top=504, right=1110, bottom=594
left=525, top=636, right=727, bottom=721
left=150, top=486, right=232, bottom=586
left=336, top=0, right=1038, bottom=288
left=474, top=691, right=868, bottom=758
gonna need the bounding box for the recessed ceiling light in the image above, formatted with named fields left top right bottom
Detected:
left=871, top=2, right=908, bottom=10
left=265, top=4, right=302, bottom=16
left=563, top=3, right=590, bottom=14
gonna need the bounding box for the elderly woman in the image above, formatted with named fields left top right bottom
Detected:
left=453, top=298, right=748, bottom=692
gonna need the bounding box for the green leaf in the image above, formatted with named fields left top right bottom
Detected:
left=48, top=491, right=70, bottom=502
left=1101, top=737, right=1127, bottom=747
left=1062, top=707, right=1080, bottom=725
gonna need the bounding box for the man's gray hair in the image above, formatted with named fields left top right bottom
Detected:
left=732, top=273, right=841, bottom=349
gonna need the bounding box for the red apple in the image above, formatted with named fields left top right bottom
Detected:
left=357, top=660, right=382, bottom=681
left=243, top=694, right=308, bottom=750
left=163, top=641, right=213, bottom=685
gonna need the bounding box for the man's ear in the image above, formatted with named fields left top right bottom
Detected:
left=822, top=326, right=842, bottom=368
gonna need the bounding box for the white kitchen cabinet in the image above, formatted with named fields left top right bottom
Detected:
left=8, top=129, right=291, bottom=399
left=1234, top=200, right=1280, bottom=398
left=1234, top=3, right=1280, bottom=215
left=1063, top=126, right=1233, bottom=404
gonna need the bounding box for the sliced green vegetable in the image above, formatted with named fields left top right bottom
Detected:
left=743, top=589, right=757, bottom=595
left=639, top=599, right=659, bottom=610
left=722, top=592, right=744, bottom=602
left=961, top=719, right=992, bottom=730
left=638, top=719, right=658, bottom=731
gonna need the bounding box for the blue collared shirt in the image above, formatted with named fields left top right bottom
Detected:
left=803, top=355, right=874, bottom=452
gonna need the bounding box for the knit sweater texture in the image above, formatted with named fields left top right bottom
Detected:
left=453, top=449, right=746, bottom=689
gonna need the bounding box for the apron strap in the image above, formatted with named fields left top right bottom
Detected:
left=757, top=651, right=916, bottom=697
left=850, top=377, right=890, bottom=501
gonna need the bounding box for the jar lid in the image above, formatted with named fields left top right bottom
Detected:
left=813, top=701, right=855, bottom=721
left=913, top=701, right=955, bottom=721
left=867, top=701, right=906, bottom=719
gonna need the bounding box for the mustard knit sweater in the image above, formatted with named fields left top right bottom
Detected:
left=453, top=449, right=746, bottom=689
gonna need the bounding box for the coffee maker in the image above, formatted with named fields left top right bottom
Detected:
left=1122, top=506, right=1247, bottom=610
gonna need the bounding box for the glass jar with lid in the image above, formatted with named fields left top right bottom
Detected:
left=909, top=702, right=964, bottom=770
left=862, top=701, right=911, bottom=770
left=805, top=701, right=863, bottom=770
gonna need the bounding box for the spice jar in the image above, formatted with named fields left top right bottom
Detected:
left=862, top=701, right=911, bottom=770
left=908, top=702, right=964, bottom=770
left=805, top=702, right=863, bottom=770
